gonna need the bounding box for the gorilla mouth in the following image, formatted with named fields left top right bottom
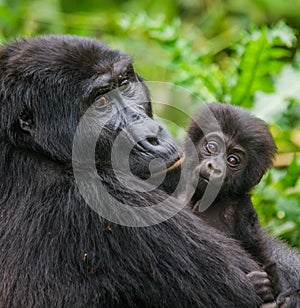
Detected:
left=149, top=153, right=185, bottom=178
left=200, top=175, right=209, bottom=183
left=166, top=153, right=185, bottom=172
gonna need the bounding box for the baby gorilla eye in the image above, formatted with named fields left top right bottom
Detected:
left=95, top=96, right=108, bottom=109
left=205, top=141, right=219, bottom=154
left=227, top=155, right=240, bottom=167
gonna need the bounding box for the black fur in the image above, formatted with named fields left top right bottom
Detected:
left=184, top=103, right=300, bottom=306
left=0, top=36, right=263, bottom=307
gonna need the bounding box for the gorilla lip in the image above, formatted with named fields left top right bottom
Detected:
left=200, top=175, right=209, bottom=183
left=166, top=153, right=185, bottom=172
left=150, top=153, right=185, bottom=177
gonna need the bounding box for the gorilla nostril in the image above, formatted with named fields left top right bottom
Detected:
left=207, top=162, right=222, bottom=176
left=207, top=163, right=213, bottom=171
left=146, top=136, right=159, bottom=146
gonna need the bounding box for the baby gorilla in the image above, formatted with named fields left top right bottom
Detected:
left=184, top=103, right=280, bottom=303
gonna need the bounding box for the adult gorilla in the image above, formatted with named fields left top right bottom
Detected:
left=0, top=35, right=263, bottom=307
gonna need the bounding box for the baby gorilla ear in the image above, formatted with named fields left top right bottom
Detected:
left=19, top=108, right=34, bottom=134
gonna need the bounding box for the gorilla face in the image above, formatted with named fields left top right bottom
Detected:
left=0, top=35, right=183, bottom=181
left=185, top=103, right=277, bottom=199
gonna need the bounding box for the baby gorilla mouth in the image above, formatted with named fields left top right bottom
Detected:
left=199, top=174, right=209, bottom=183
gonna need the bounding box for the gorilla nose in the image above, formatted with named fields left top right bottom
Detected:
left=138, top=132, right=161, bottom=150
left=145, top=136, right=159, bottom=146
left=132, top=120, right=162, bottom=150
left=207, top=160, right=224, bottom=178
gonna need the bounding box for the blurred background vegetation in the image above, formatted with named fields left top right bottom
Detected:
left=0, top=0, right=299, bottom=248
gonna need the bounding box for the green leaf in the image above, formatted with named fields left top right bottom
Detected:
left=252, top=65, right=300, bottom=122
left=272, top=221, right=297, bottom=237
left=230, top=22, right=296, bottom=107
left=266, top=20, right=296, bottom=47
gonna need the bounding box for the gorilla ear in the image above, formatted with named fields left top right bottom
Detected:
left=19, top=108, right=34, bottom=135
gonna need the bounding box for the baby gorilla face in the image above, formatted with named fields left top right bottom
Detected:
left=184, top=103, right=277, bottom=201
left=194, top=131, right=248, bottom=197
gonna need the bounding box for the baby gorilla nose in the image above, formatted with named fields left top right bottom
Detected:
left=206, top=160, right=224, bottom=178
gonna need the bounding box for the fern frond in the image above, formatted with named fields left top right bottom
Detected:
left=230, top=22, right=296, bottom=107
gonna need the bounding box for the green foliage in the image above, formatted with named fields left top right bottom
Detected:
left=253, top=157, right=300, bottom=247
left=230, top=22, right=296, bottom=107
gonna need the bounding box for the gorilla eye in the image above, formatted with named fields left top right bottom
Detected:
left=118, top=76, right=129, bottom=89
left=205, top=141, right=219, bottom=154
left=227, top=155, right=240, bottom=167
left=94, top=96, right=108, bottom=109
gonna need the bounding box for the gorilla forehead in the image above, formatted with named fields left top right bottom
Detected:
left=0, top=35, right=132, bottom=81
left=192, top=103, right=275, bottom=147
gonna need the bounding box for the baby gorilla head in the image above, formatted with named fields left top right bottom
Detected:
left=185, top=103, right=277, bottom=202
